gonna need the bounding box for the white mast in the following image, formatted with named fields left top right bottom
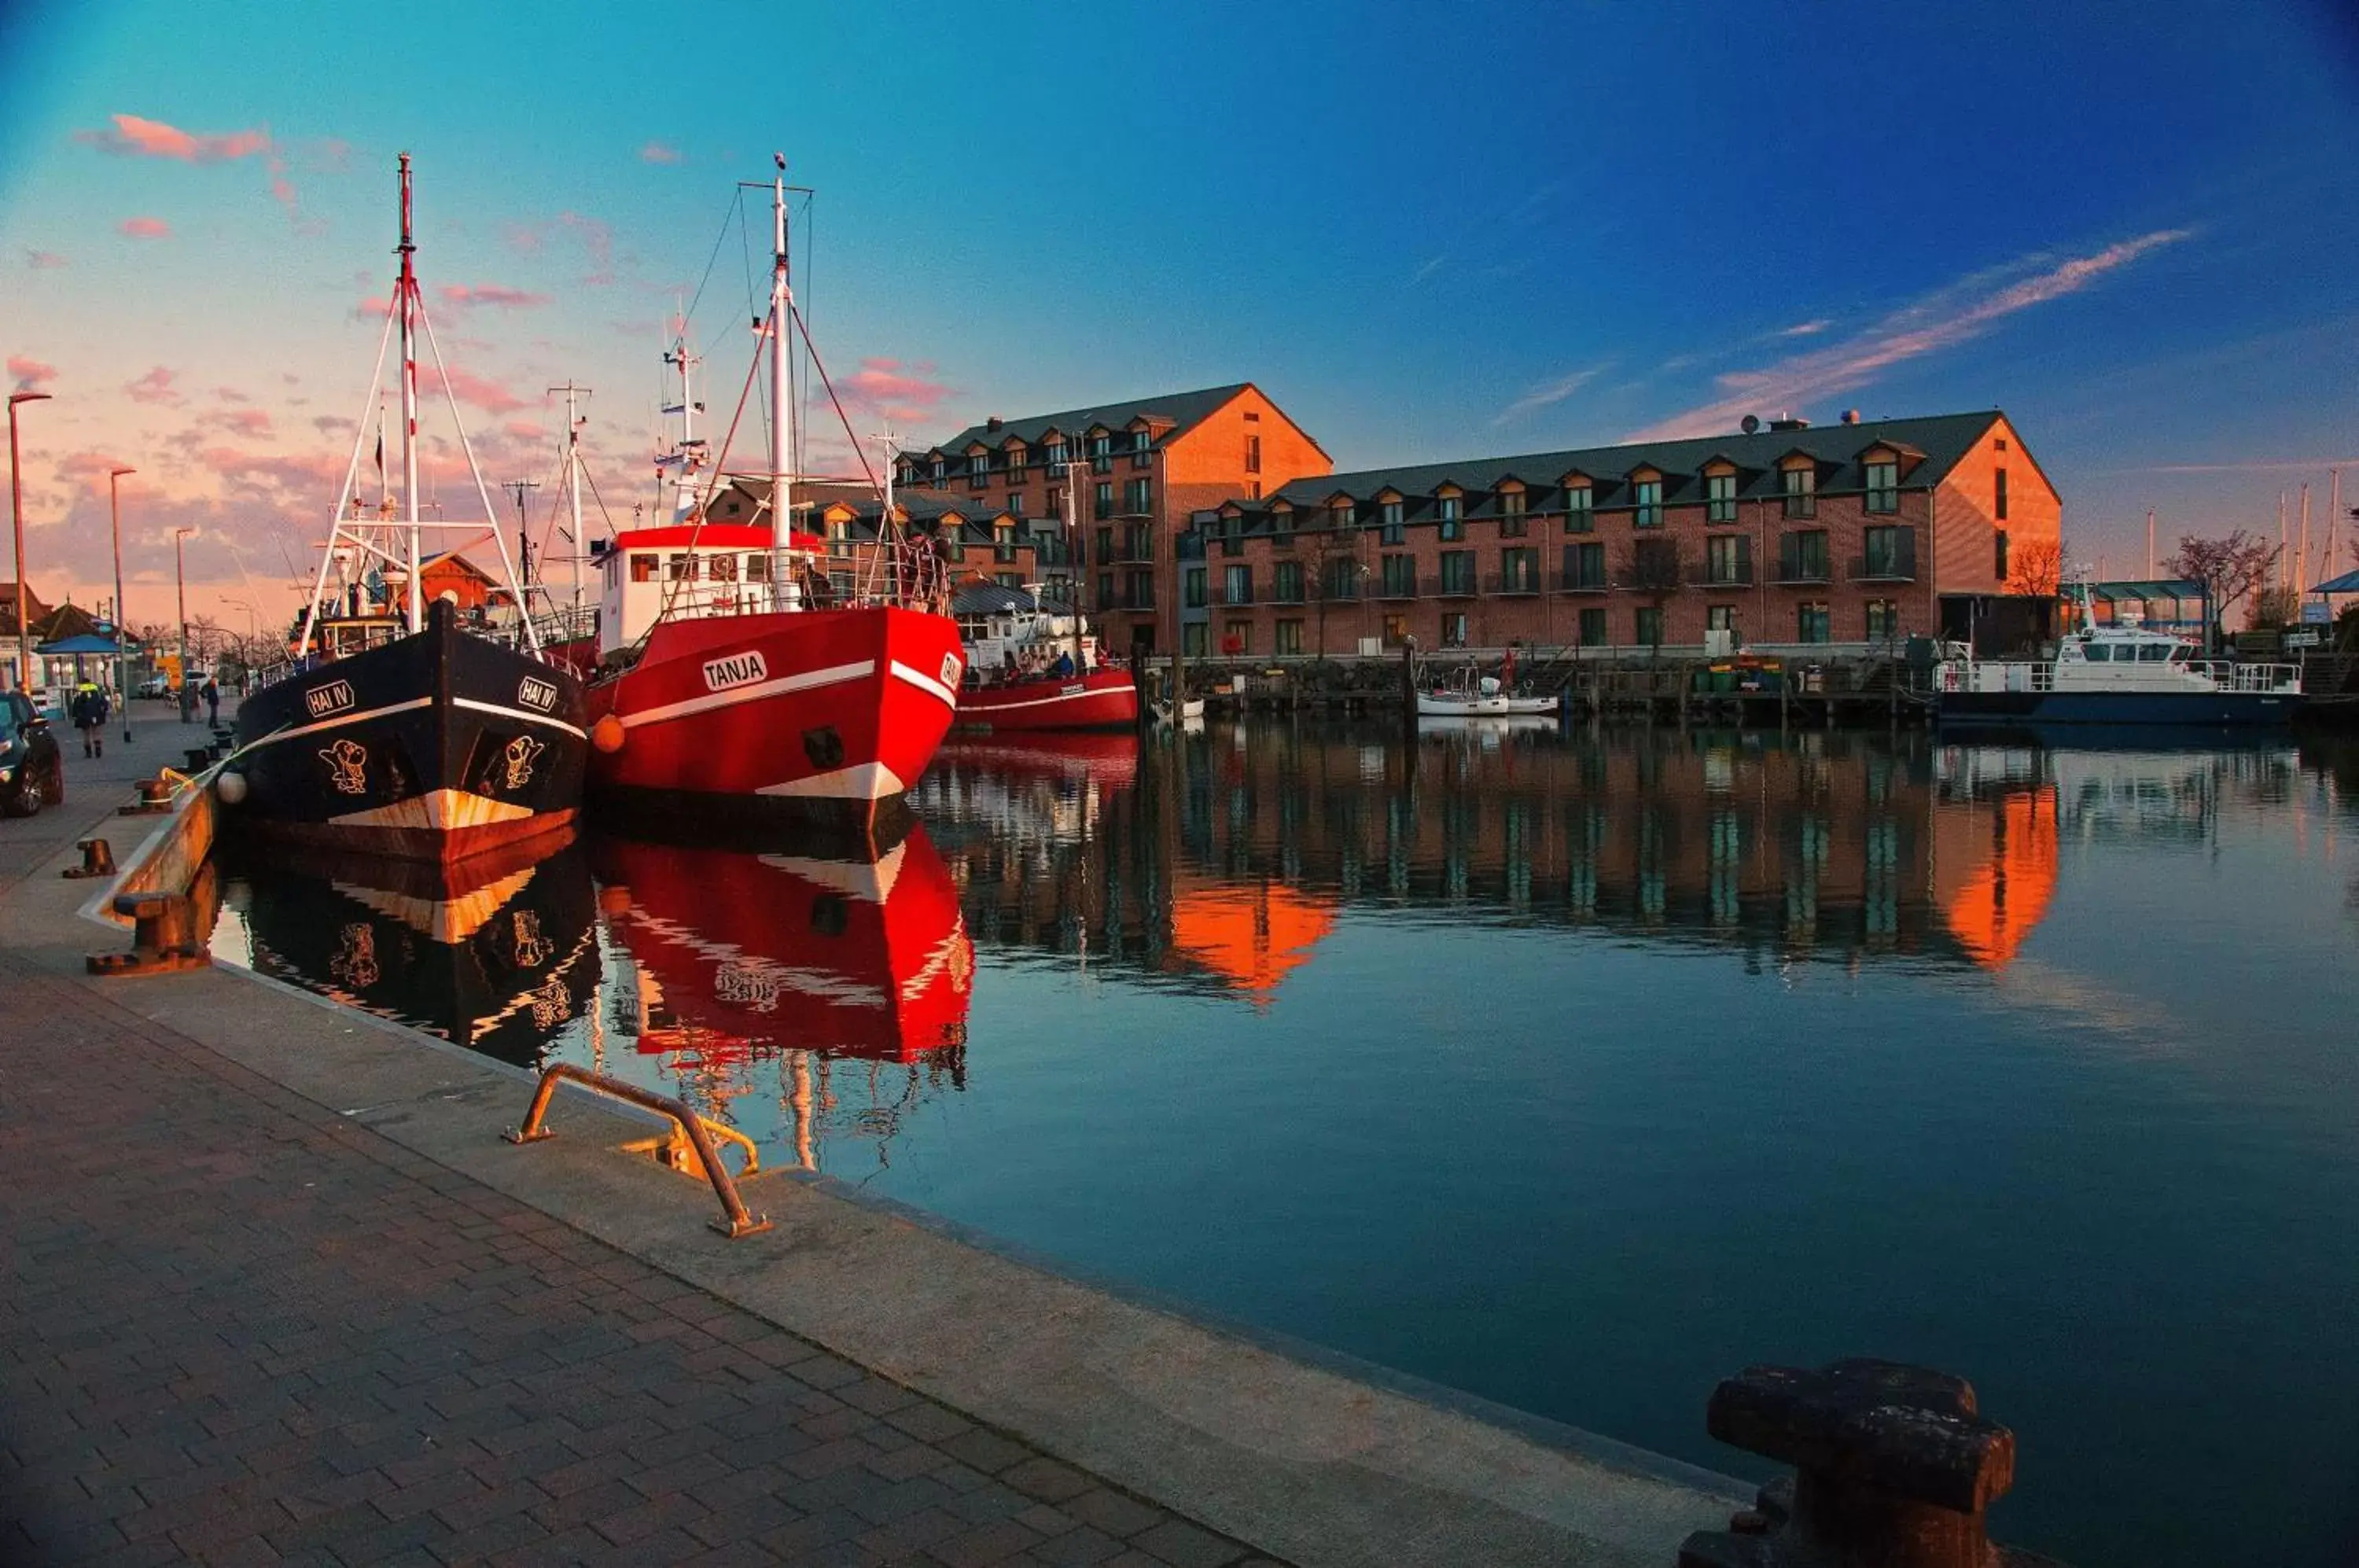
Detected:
left=767, top=154, right=794, bottom=585
left=550, top=381, right=591, bottom=613
left=398, top=152, right=422, bottom=633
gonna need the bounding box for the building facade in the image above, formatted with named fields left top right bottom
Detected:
left=902, top=384, right=1330, bottom=653
left=1187, top=410, right=2059, bottom=658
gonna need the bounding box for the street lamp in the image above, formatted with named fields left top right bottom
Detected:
left=9, top=390, right=52, bottom=697
left=109, top=466, right=135, bottom=742
left=173, top=526, right=197, bottom=723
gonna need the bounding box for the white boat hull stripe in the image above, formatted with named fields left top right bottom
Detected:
left=451, top=698, right=588, bottom=740
left=616, top=659, right=878, bottom=730
left=966, top=683, right=1129, bottom=715
left=886, top=660, right=959, bottom=709
left=238, top=697, right=436, bottom=749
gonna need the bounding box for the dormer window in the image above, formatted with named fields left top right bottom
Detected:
left=1706, top=471, right=1736, bottom=523
left=1047, top=440, right=1068, bottom=469
left=1782, top=463, right=1816, bottom=519
left=1380, top=499, right=1404, bottom=544
left=1438, top=493, right=1463, bottom=540
left=1329, top=501, right=1352, bottom=532
left=969, top=452, right=988, bottom=483
left=1865, top=459, right=1898, bottom=513
left=1132, top=429, right=1154, bottom=466
left=1006, top=444, right=1027, bottom=476
left=1091, top=433, right=1113, bottom=473
left=1632, top=478, right=1663, bottom=528
left=1564, top=481, right=1594, bottom=534
left=930, top=457, right=945, bottom=483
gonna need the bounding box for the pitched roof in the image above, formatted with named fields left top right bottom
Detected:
left=927, top=384, right=1253, bottom=457
left=1260, top=411, right=2008, bottom=513
left=950, top=582, right=1077, bottom=617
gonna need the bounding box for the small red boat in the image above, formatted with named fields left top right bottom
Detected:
left=951, top=582, right=1137, bottom=731
left=580, top=167, right=963, bottom=840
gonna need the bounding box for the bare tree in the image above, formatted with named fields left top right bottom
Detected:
left=2004, top=537, right=2063, bottom=597
left=2251, top=585, right=2299, bottom=629
left=2168, top=530, right=2277, bottom=650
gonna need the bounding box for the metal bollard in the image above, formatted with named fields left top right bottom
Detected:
left=117, top=777, right=176, bottom=815
left=184, top=746, right=214, bottom=772
left=86, top=891, right=212, bottom=977
left=1676, top=1359, right=2066, bottom=1568
left=62, top=837, right=117, bottom=879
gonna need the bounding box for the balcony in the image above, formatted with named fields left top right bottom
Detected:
left=1485, top=571, right=1544, bottom=597
left=1772, top=562, right=1833, bottom=586
left=1374, top=577, right=1419, bottom=601
left=1214, top=584, right=1255, bottom=607
left=1688, top=565, right=1755, bottom=588
left=1849, top=531, right=1919, bottom=583
left=1559, top=569, right=1610, bottom=594
left=1426, top=574, right=1481, bottom=599
left=1323, top=580, right=1361, bottom=604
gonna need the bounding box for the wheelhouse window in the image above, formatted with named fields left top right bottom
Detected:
left=1706, top=472, right=1736, bottom=523
left=1865, top=459, right=1898, bottom=513
left=628, top=553, right=658, bottom=583
left=667, top=553, right=694, bottom=580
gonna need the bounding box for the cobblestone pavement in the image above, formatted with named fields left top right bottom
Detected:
left=0, top=770, right=1282, bottom=1565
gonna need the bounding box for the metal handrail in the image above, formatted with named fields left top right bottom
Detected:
left=506, top=1064, right=771, bottom=1239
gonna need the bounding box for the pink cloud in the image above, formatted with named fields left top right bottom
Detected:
left=119, top=216, right=171, bottom=240
left=57, top=451, right=141, bottom=490
left=502, top=418, right=544, bottom=440
left=25, top=250, right=67, bottom=270
left=311, top=415, right=351, bottom=436
left=124, top=366, right=182, bottom=405
left=218, top=408, right=274, bottom=438
left=502, top=211, right=612, bottom=272
left=432, top=366, right=528, bottom=414
left=211, top=386, right=251, bottom=404
left=7, top=355, right=57, bottom=391
left=75, top=113, right=270, bottom=163
left=351, top=294, right=392, bottom=321
left=437, top=283, right=550, bottom=311
left=640, top=142, right=683, bottom=164
left=841, top=358, right=954, bottom=424
left=267, top=153, right=299, bottom=219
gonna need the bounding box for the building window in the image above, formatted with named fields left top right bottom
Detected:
left=930, top=457, right=945, bottom=483
left=1578, top=606, right=1606, bottom=646
left=1500, top=546, right=1539, bottom=592
left=1183, top=621, right=1207, bottom=657
left=1779, top=529, right=1830, bottom=582
left=1095, top=482, right=1113, bottom=521
left=1705, top=532, right=1750, bottom=585
left=1499, top=489, right=1527, bottom=536
left=1273, top=561, right=1305, bottom=603
left=1438, top=495, right=1462, bottom=540
left=1865, top=459, right=1898, bottom=513
left=1007, top=491, right=1025, bottom=521
left=969, top=452, right=988, bottom=484
left=1861, top=524, right=1913, bottom=580
left=996, top=571, right=1022, bottom=590
left=1047, top=440, right=1067, bottom=469
left=1704, top=471, right=1736, bottom=523
left=1224, top=563, right=1253, bottom=605
left=1994, top=467, right=2009, bottom=521
left=1631, top=478, right=1663, bottom=528
left=1798, top=602, right=1831, bottom=643
left=1379, top=500, right=1404, bottom=544
left=1133, top=429, right=1153, bottom=466
left=1096, top=572, right=1115, bottom=612
left=1047, top=487, right=1064, bottom=522
left=1782, top=464, right=1816, bottom=518
left=1380, top=613, right=1409, bottom=647
left=1275, top=619, right=1304, bottom=655
left=1124, top=477, right=1152, bottom=515
left=1327, top=502, right=1352, bottom=533
left=1565, top=540, right=1606, bottom=590
left=1185, top=566, right=1206, bottom=608
left=1440, top=611, right=1469, bottom=648
left=1994, top=528, right=2010, bottom=583
left=1634, top=605, right=1663, bottom=648
left=1706, top=605, right=1735, bottom=633
left=995, top=525, right=1017, bottom=563
left=1324, top=555, right=1360, bottom=602
left=1091, top=434, right=1112, bottom=473
left=1245, top=434, right=1262, bottom=473
left=1866, top=599, right=1899, bottom=641
left=1439, top=550, right=1476, bottom=595
left=1126, top=569, right=1154, bottom=609
left=1224, top=620, right=1251, bottom=656
left=1564, top=483, right=1593, bottom=533
left=1124, top=523, right=1152, bottom=561
left=1382, top=554, right=1415, bottom=597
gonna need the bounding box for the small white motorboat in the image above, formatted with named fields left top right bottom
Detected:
left=1415, top=664, right=1558, bottom=718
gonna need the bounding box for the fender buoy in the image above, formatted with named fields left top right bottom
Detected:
left=215, top=769, right=248, bottom=805
left=590, top=715, right=626, bottom=753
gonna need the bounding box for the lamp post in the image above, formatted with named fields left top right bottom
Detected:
left=109, top=466, right=135, bottom=742
left=9, top=390, right=53, bottom=697
left=173, top=526, right=197, bottom=723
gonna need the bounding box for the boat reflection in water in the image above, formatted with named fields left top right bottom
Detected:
left=212, top=832, right=600, bottom=1068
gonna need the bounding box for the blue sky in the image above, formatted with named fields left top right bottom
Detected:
left=4, top=0, right=2358, bottom=619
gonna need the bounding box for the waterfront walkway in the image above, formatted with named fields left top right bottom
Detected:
left=0, top=727, right=1738, bottom=1568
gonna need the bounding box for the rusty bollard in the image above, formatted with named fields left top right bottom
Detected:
left=86, top=891, right=212, bottom=977
left=117, top=776, right=176, bottom=815
left=1677, top=1360, right=2065, bottom=1568
left=61, top=837, right=117, bottom=879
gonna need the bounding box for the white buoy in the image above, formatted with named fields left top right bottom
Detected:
left=215, top=770, right=248, bottom=805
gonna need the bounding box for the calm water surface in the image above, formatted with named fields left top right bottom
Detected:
left=212, top=723, right=2359, bottom=1567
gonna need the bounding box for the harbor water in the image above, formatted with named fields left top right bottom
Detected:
left=208, top=722, right=2359, bottom=1566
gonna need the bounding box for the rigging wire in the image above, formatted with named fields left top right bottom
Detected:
left=678, top=189, right=739, bottom=341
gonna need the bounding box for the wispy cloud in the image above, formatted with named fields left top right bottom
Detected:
left=840, top=357, right=953, bottom=425
left=431, top=366, right=528, bottom=414
left=1627, top=229, right=2194, bottom=441
left=1409, top=252, right=1448, bottom=287
left=640, top=142, right=683, bottom=165
left=1776, top=318, right=1831, bottom=338
left=24, top=249, right=66, bottom=270
left=1492, top=367, right=1601, bottom=428
left=2092, top=457, right=2359, bottom=475
left=119, top=216, right=171, bottom=240
left=7, top=356, right=57, bottom=392
left=75, top=113, right=268, bottom=163
left=437, top=283, right=550, bottom=311
left=124, top=366, right=182, bottom=406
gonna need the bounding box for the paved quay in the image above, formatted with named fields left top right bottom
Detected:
left=1, top=730, right=1744, bottom=1568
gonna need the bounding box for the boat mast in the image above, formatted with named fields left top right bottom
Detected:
left=397, top=153, right=422, bottom=634
left=767, top=156, right=794, bottom=587
left=554, top=381, right=590, bottom=613
left=1064, top=455, right=1084, bottom=670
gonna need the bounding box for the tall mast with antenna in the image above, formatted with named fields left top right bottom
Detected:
left=767, top=154, right=794, bottom=585
left=398, top=153, right=422, bottom=634
left=550, top=381, right=591, bottom=613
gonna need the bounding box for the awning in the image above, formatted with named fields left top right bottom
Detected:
left=35, top=632, right=138, bottom=655
left=2312, top=567, right=2359, bottom=596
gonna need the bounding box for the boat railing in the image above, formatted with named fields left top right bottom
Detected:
left=2190, top=661, right=2302, bottom=692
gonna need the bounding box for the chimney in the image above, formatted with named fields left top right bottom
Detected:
left=1768, top=415, right=1811, bottom=432
left=986, top=416, right=1004, bottom=432
left=1840, top=409, right=1860, bottom=425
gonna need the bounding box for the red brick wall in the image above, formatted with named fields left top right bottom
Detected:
left=1931, top=416, right=2061, bottom=597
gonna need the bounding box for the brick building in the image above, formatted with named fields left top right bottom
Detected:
left=1188, top=410, right=2058, bottom=658
left=903, top=385, right=1330, bottom=652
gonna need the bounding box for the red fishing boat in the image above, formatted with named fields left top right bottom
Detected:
left=580, top=163, right=962, bottom=840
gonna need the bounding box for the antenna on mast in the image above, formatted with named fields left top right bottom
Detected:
left=548, top=381, right=591, bottom=613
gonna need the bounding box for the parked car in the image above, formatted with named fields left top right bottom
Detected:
left=135, top=674, right=172, bottom=699
left=1, top=691, right=64, bottom=817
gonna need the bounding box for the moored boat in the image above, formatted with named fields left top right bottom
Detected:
left=951, top=582, right=1138, bottom=731
left=1415, top=660, right=1559, bottom=718
left=581, top=164, right=962, bottom=839
left=227, top=154, right=587, bottom=864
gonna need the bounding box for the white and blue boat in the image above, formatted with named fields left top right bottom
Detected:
left=1935, top=590, right=2302, bottom=727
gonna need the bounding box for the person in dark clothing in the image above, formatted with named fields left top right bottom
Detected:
left=70, top=685, right=109, bottom=758
left=202, top=678, right=219, bottom=726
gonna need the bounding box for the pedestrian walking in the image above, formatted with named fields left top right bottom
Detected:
left=202, top=677, right=219, bottom=727
left=69, top=683, right=109, bottom=759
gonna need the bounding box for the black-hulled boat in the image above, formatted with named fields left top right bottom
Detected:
left=224, top=152, right=586, bottom=864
